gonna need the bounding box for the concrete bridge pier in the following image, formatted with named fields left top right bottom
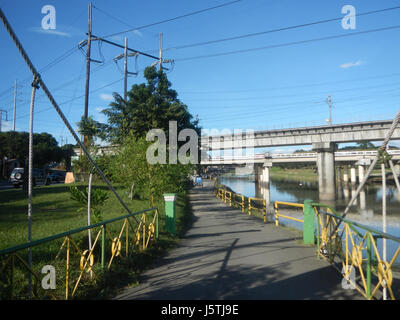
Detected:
left=313, top=142, right=337, bottom=203
left=355, top=159, right=371, bottom=212
left=350, top=167, right=357, bottom=186
left=343, top=166, right=349, bottom=186
left=254, top=161, right=273, bottom=207
left=262, top=160, right=273, bottom=207
left=254, top=163, right=263, bottom=183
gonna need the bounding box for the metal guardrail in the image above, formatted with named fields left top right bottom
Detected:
left=248, top=197, right=266, bottom=221
left=213, top=183, right=400, bottom=299
left=311, top=203, right=400, bottom=300
left=274, top=201, right=304, bottom=227
left=0, top=207, right=159, bottom=300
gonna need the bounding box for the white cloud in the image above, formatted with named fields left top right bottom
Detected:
left=94, top=108, right=107, bottom=124
left=99, top=94, right=113, bottom=101
left=30, top=26, right=72, bottom=37
left=340, top=60, right=364, bottom=69
left=30, top=25, right=83, bottom=38
left=133, top=29, right=143, bottom=37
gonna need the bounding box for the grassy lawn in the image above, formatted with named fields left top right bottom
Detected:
left=0, top=182, right=193, bottom=299
left=0, top=183, right=154, bottom=250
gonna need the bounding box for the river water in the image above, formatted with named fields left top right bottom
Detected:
left=218, top=175, right=400, bottom=263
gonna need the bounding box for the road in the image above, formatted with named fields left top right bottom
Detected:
left=115, top=180, right=361, bottom=300
left=0, top=181, right=12, bottom=190
left=0, top=180, right=64, bottom=191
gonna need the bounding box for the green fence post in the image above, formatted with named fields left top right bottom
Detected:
left=303, top=199, right=315, bottom=245
left=156, top=210, right=159, bottom=239
left=101, top=225, right=106, bottom=269
left=164, top=193, right=177, bottom=237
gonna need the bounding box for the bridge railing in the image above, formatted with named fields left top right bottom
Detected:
left=309, top=202, right=400, bottom=300
left=0, top=207, right=159, bottom=300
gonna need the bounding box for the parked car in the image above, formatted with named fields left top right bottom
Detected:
left=49, top=171, right=66, bottom=183
left=9, top=168, right=51, bottom=188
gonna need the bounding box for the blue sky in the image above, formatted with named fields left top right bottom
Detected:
left=0, top=0, right=400, bottom=153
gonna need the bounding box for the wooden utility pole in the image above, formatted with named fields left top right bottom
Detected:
left=84, top=2, right=92, bottom=121
left=82, top=2, right=92, bottom=149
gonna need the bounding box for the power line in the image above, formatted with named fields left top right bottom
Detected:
left=180, top=72, right=400, bottom=95
left=93, top=5, right=136, bottom=29
left=175, top=25, right=400, bottom=62
left=184, top=81, right=400, bottom=103
left=159, top=5, right=400, bottom=53
left=14, top=77, right=124, bottom=121
left=195, top=88, right=400, bottom=122
left=99, top=0, right=243, bottom=39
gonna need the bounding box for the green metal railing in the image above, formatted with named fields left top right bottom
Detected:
left=214, top=182, right=400, bottom=300
left=0, top=207, right=159, bottom=300
left=308, top=202, right=400, bottom=300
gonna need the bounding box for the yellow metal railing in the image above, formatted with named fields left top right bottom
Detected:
left=312, top=203, right=400, bottom=300
left=0, top=208, right=159, bottom=300
left=274, top=201, right=304, bottom=227
left=213, top=183, right=400, bottom=300
left=248, top=197, right=266, bottom=221
left=233, top=194, right=245, bottom=212
left=224, top=190, right=232, bottom=207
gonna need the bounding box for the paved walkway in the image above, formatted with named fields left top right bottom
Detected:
left=115, top=180, right=361, bottom=300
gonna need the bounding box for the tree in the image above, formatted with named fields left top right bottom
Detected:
left=356, top=141, right=376, bottom=150
left=102, top=66, right=200, bottom=143
left=102, top=66, right=199, bottom=205
left=0, top=131, right=63, bottom=168
left=61, top=144, right=75, bottom=171
left=110, top=134, right=193, bottom=206
left=76, top=115, right=107, bottom=146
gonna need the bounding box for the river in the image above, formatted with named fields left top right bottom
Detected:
left=218, top=175, right=400, bottom=264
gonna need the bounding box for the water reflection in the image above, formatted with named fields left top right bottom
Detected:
left=219, top=176, right=400, bottom=216
left=218, top=175, right=400, bottom=234
left=218, top=175, right=400, bottom=265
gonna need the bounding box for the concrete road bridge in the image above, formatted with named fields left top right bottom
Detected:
left=201, top=150, right=400, bottom=165
left=200, top=119, right=400, bottom=203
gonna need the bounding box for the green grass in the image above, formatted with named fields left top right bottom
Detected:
left=0, top=182, right=194, bottom=299
left=270, top=167, right=318, bottom=182
left=0, top=183, right=154, bottom=250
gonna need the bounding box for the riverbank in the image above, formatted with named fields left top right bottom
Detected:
left=222, top=167, right=396, bottom=185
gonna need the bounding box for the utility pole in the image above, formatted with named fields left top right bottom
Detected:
left=0, top=109, right=7, bottom=132
left=12, top=79, right=17, bottom=131
left=150, top=33, right=173, bottom=71
left=159, top=32, right=163, bottom=71
left=326, top=95, right=332, bottom=126
left=124, top=37, right=128, bottom=101
left=84, top=2, right=92, bottom=121
left=113, top=37, right=138, bottom=101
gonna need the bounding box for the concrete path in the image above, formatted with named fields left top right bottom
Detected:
left=115, top=180, right=361, bottom=300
